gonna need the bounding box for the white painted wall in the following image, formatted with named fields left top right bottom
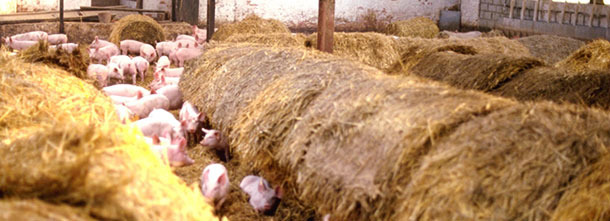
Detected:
left=12, top=0, right=90, bottom=12
left=199, top=0, right=459, bottom=29
left=0, top=0, right=17, bottom=14
left=461, top=0, right=480, bottom=27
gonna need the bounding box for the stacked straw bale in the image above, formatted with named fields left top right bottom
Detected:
left=384, top=17, right=439, bottom=38
left=556, top=39, right=610, bottom=72
left=0, top=199, right=94, bottom=220
left=517, top=35, right=584, bottom=64
left=224, top=33, right=307, bottom=48
left=109, top=14, right=166, bottom=45
left=180, top=43, right=610, bottom=220
left=212, top=14, right=290, bottom=41
left=0, top=52, right=218, bottom=220
left=18, top=41, right=89, bottom=80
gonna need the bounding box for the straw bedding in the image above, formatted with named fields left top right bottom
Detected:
left=180, top=43, right=610, bottom=220
left=224, top=33, right=307, bottom=48
left=212, top=14, right=290, bottom=41
left=0, top=199, right=94, bottom=220
left=384, top=17, right=439, bottom=38
left=517, top=34, right=584, bottom=65
left=0, top=52, right=217, bottom=220
left=18, top=41, right=89, bottom=80
left=109, top=14, right=166, bottom=46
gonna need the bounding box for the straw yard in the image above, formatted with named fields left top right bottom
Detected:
left=2, top=0, right=610, bottom=220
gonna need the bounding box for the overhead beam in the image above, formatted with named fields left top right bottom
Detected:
left=317, top=0, right=335, bottom=53
left=207, top=0, right=215, bottom=42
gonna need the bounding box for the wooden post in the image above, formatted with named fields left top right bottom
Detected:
left=533, top=0, right=540, bottom=21
left=137, top=0, right=143, bottom=9
left=207, top=0, right=215, bottom=42
left=172, top=0, right=177, bottom=21
left=521, top=0, right=527, bottom=20
left=59, top=0, right=64, bottom=34
left=509, top=0, right=516, bottom=18
left=588, top=0, right=597, bottom=26
left=546, top=0, right=553, bottom=22
left=573, top=3, right=579, bottom=25
left=317, top=0, right=335, bottom=53
left=560, top=2, right=566, bottom=24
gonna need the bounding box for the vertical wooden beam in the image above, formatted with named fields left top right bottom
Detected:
left=59, top=0, right=64, bottom=34
left=207, top=0, right=215, bottom=42
left=533, top=0, right=540, bottom=21
left=509, top=0, right=516, bottom=18
left=137, top=0, right=143, bottom=9
left=521, top=0, right=527, bottom=20
left=572, top=3, right=579, bottom=24
left=546, top=0, right=553, bottom=22
left=172, top=0, right=177, bottom=21
left=317, top=0, right=335, bottom=53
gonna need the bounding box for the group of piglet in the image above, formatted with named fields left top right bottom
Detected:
left=98, top=26, right=281, bottom=215
left=2, top=31, right=78, bottom=53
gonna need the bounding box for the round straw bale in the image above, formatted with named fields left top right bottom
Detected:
left=182, top=44, right=610, bottom=220
left=304, top=32, right=402, bottom=71
left=517, top=35, right=584, bottom=64
left=409, top=51, right=544, bottom=91
left=384, top=17, right=439, bottom=38
left=18, top=41, right=89, bottom=79
left=0, top=199, right=94, bottom=220
left=556, top=39, right=610, bottom=72
left=0, top=52, right=217, bottom=220
left=224, top=33, right=307, bottom=48
left=109, top=14, right=165, bottom=45
left=393, top=102, right=610, bottom=220
left=212, top=14, right=290, bottom=41
left=491, top=66, right=610, bottom=110
left=551, top=152, right=610, bottom=220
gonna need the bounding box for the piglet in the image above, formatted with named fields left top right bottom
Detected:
left=192, top=25, right=207, bottom=44
left=146, top=135, right=194, bottom=167
left=149, top=75, right=179, bottom=91
left=175, top=39, right=196, bottom=49
left=110, top=55, right=136, bottom=83
left=11, top=31, right=47, bottom=41
left=124, top=94, right=170, bottom=118
left=155, top=41, right=177, bottom=57
left=87, top=64, right=109, bottom=87
left=152, top=85, right=183, bottom=110
left=106, top=62, right=125, bottom=83
left=174, top=48, right=203, bottom=67
left=4, top=37, right=37, bottom=51
left=89, top=36, right=113, bottom=49
left=109, top=91, right=143, bottom=105
left=57, top=43, right=78, bottom=53
left=90, top=44, right=119, bottom=63
left=240, top=175, right=283, bottom=214
left=132, top=56, right=149, bottom=84
left=200, top=128, right=230, bottom=162
left=139, top=43, right=157, bottom=62
left=114, top=104, right=135, bottom=123
left=154, top=67, right=184, bottom=79
left=179, top=101, right=206, bottom=144
left=156, top=56, right=170, bottom=71
left=137, top=109, right=184, bottom=141
left=102, top=84, right=150, bottom=97
left=176, top=34, right=197, bottom=42
left=120, top=39, right=145, bottom=55
left=200, top=163, right=230, bottom=209
left=48, top=34, right=68, bottom=45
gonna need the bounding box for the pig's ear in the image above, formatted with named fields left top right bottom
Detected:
left=217, top=173, right=226, bottom=185
left=181, top=120, right=187, bottom=127
left=137, top=91, right=143, bottom=99
left=214, top=131, right=220, bottom=139
left=150, top=88, right=156, bottom=94
left=275, top=185, right=283, bottom=199
left=198, top=113, right=206, bottom=122
left=161, top=75, right=166, bottom=83
left=114, top=67, right=119, bottom=72
left=94, top=36, right=98, bottom=42
left=201, top=128, right=210, bottom=133
left=152, top=135, right=161, bottom=145
left=258, top=179, right=266, bottom=193
left=179, top=138, right=187, bottom=150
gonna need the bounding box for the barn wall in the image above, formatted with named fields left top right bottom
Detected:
left=12, top=0, right=90, bottom=12
left=461, top=0, right=480, bottom=27
left=198, top=0, right=459, bottom=31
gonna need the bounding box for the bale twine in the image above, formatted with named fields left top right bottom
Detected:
left=180, top=44, right=610, bottom=220
left=0, top=52, right=218, bottom=220
left=304, top=32, right=402, bottom=72
left=384, top=17, right=439, bottom=38
left=18, top=41, right=89, bottom=80
left=517, top=35, right=584, bottom=65
left=109, top=14, right=165, bottom=46
left=212, top=14, right=290, bottom=41
left=224, top=33, right=307, bottom=48
left=555, top=39, right=610, bottom=72
left=0, top=199, right=94, bottom=220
